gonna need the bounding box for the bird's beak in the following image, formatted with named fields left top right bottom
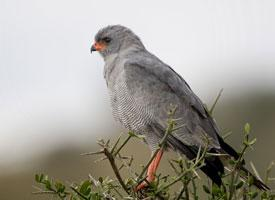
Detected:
left=90, top=41, right=106, bottom=54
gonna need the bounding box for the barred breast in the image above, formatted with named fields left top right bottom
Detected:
left=108, top=70, right=153, bottom=134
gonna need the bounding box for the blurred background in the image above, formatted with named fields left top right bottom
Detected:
left=0, top=0, right=275, bottom=199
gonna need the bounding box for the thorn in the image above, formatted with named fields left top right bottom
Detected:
left=80, top=150, right=104, bottom=156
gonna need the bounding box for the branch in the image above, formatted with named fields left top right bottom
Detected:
left=209, top=89, right=223, bottom=115
left=103, top=146, right=130, bottom=195
left=113, top=134, right=132, bottom=156
left=70, top=186, right=89, bottom=200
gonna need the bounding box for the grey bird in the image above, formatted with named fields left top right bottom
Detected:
left=91, top=25, right=269, bottom=191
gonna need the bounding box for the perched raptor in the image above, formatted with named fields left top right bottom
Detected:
left=90, top=25, right=268, bottom=191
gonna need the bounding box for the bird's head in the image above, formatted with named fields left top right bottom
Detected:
left=91, top=25, right=145, bottom=59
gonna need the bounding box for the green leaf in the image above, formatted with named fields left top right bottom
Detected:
left=39, top=174, right=44, bottom=182
left=261, top=191, right=268, bottom=199
left=248, top=138, right=257, bottom=146
left=35, top=174, right=40, bottom=183
left=84, top=188, right=91, bottom=196
left=80, top=180, right=91, bottom=195
left=90, top=192, right=102, bottom=200
left=128, top=131, right=145, bottom=139
left=235, top=181, right=244, bottom=189
left=202, top=185, right=210, bottom=194
left=98, top=177, right=103, bottom=184
left=44, top=175, right=49, bottom=181
left=228, top=159, right=236, bottom=166
left=55, top=182, right=65, bottom=193
left=248, top=176, right=254, bottom=186
left=125, top=178, right=134, bottom=186
left=211, top=184, right=221, bottom=196
left=244, top=123, right=251, bottom=134
left=251, top=191, right=258, bottom=199
left=45, top=180, right=52, bottom=190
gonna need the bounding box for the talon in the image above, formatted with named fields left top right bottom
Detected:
left=135, top=176, right=154, bottom=191
left=135, top=181, right=149, bottom=191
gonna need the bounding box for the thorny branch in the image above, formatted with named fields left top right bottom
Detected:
left=33, top=103, right=274, bottom=199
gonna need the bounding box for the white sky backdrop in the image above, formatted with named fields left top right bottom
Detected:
left=0, top=0, right=275, bottom=169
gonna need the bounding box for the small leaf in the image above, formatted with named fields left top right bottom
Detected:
left=39, top=174, right=44, bottom=182
left=235, top=181, right=244, bottom=189
left=261, top=192, right=268, bottom=198
left=248, top=176, right=254, bottom=186
left=80, top=180, right=91, bottom=195
left=45, top=180, right=52, bottom=190
left=98, top=177, right=103, bottom=183
left=125, top=178, right=134, bottom=186
left=84, top=188, right=91, bottom=196
left=128, top=131, right=145, bottom=139
left=35, top=174, right=40, bottom=183
left=251, top=191, right=258, bottom=199
left=55, top=182, right=65, bottom=193
left=248, top=138, right=257, bottom=146
left=202, top=185, right=210, bottom=194
left=228, top=159, right=236, bottom=165
left=44, top=175, right=49, bottom=181
left=211, top=184, right=221, bottom=196
left=244, top=123, right=251, bottom=134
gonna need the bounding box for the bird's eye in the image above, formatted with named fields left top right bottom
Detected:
left=102, top=37, right=112, bottom=43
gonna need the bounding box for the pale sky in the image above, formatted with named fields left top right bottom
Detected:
left=0, top=0, right=275, bottom=168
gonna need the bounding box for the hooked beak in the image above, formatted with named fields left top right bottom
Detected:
left=90, top=42, right=106, bottom=54
left=90, top=45, right=96, bottom=53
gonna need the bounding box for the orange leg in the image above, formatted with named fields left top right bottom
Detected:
left=136, top=149, right=164, bottom=191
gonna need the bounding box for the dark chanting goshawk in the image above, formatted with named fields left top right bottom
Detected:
left=90, top=25, right=269, bottom=191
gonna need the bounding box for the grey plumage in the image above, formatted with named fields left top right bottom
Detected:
left=92, top=25, right=269, bottom=190
left=98, top=25, right=219, bottom=151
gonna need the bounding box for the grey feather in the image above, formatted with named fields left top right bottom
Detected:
left=123, top=53, right=221, bottom=150
left=101, top=40, right=221, bottom=150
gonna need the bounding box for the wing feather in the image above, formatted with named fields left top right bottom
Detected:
left=123, top=55, right=220, bottom=149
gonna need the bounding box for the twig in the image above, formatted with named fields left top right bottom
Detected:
left=176, top=185, right=186, bottom=200
left=80, top=150, right=104, bottom=156
left=32, top=190, right=56, bottom=195
left=112, top=186, right=124, bottom=198
left=111, top=133, right=122, bottom=154
left=113, top=134, right=132, bottom=157
left=228, top=140, right=249, bottom=200
left=191, top=177, right=197, bottom=200
left=70, top=186, right=89, bottom=200
left=103, top=147, right=130, bottom=195
left=117, top=154, right=139, bottom=177
left=265, top=161, right=275, bottom=184
left=184, top=180, right=190, bottom=200
left=222, top=131, right=232, bottom=140
left=250, top=161, right=263, bottom=181
left=209, top=89, right=223, bottom=115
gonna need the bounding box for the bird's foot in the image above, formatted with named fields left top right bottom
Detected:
left=135, top=150, right=163, bottom=191
left=135, top=175, right=155, bottom=191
